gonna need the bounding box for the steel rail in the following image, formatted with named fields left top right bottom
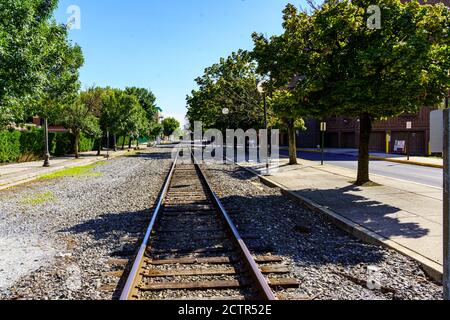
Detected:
left=120, top=152, right=179, bottom=300
left=191, top=149, right=277, bottom=300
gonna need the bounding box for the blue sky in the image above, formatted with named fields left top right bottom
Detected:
left=54, top=0, right=308, bottom=124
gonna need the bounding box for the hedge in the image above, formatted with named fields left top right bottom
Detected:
left=0, top=130, right=21, bottom=163
left=79, top=133, right=96, bottom=153
left=0, top=129, right=97, bottom=163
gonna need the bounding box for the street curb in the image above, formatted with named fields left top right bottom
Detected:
left=294, top=148, right=443, bottom=169
left=369, top=156, right=444, bottom=169
left=234, top=163, right=443, bottom=283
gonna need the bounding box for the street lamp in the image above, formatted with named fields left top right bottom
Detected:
left=257, top=80, right=270, bottom=175
left=43, top=118, right=50, bottom=167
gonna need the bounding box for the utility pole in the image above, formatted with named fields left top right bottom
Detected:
left=43, top=118, right=50, bottom=167
left=444, top=109, right=450, bottom=300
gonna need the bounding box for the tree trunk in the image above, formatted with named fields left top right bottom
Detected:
left=113, top=134, right=117, bottom=152
left=129, top=136, right=132, bottom=149
left=356, top=113, right=372, bottom=185
left=121, top=136, right=125, bottom=150
left=74, top=131, right=80, bottom=159
left=287, top=120, right=298, bottom=165
left=136, top=137, right=139, bottom=149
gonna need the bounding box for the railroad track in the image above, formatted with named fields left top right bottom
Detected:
left=120, top=149, right=299, bottom=300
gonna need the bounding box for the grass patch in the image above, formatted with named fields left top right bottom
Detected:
left=38, top=162, right=106, bottom=181
left=21, top=191, right=55, bottom=206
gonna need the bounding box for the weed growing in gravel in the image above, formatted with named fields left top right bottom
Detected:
left=38, top=162, right=106, bottom=180
left=21, top=191, right=55, bottom=206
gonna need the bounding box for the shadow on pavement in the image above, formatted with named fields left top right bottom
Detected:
left=296, top=185, right=429, bottom=240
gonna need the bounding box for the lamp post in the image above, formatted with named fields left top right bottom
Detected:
left=43, top=118, right=50, bottom=167
left=257, top=80, right=270, bottom=175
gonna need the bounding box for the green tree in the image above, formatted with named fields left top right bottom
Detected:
left=35, top=23, right=84, bottom=165
left=162, top=117, right=180, bottom=138
left=252, top=4, right=314, bottom=164
left=149, top=123, right=163, bottom=141
left=100, top=89, right=143, bottom=151
left=124, top=103, right=150, bottom=149
left=308, top=0, right=450, bottom=184
left=60, top=98, right=101, bottom=158
left=0, top=0, right=60, bottom=126
left=124, top=87, right=157, bottom=148
left=80, top=86, right=108, bottom=155
left=35, top=27, right=84, bottom=119
left=125, top=87, right=159, bottom=122
left=267, top=91, right=306, bottom=164
left=186, top=50, right=264, bottom=132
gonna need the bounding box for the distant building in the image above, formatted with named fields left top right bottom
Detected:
left=290, top=106, right=438, bottom=155
left=31, top=116, right=69, bottom=133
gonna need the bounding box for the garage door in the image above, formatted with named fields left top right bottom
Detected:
left=325, top=132, right=339, bottom=148
left=341, top=132, right=356, bottom=148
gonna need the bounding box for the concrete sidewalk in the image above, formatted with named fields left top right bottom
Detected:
left=238, top=158, right=444, bottom=280
left=295, top=147, right=443, bottom=169
left=0, top=147, right=143, bottom=191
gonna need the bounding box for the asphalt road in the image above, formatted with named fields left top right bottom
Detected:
left=280, top=150, right=443, bottom=189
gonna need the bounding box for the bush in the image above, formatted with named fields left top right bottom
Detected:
left=20, top=128, right=44, bottom=157
left=0, top=130, right=21, bottom=163
left=0, top=129, right=98, bottom=164
left=79, top=133, right=96, bottom=152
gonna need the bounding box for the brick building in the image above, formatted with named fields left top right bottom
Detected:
left=293, top=107, right=437, bottom=155
left=31, top=116, right=68, bottom=133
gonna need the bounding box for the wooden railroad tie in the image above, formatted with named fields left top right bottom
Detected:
left=144, top=255, right=283, bottom=266
left=137, top=278, right=299, bottom=291
left=141, top=264, right=290, bottom=278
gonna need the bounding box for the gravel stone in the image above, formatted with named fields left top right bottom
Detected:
left=203, top=162, right=442, bottom=300
left=0, top=148, right=172, bottom=300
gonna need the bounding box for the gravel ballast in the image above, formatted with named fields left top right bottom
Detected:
left=203, top=162, right=442, bottom=300
left=0, top=148, right=172, bottom=300
left=0, top=150, right=443, bottom=300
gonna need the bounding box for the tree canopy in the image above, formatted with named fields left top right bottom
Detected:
left=0, top=0, right=60, bottom=125
left=162, top=117, right=181, bottom=137
left=252, top=0, right=450, bottom=182
left=186, top=50, right=264, bottom=132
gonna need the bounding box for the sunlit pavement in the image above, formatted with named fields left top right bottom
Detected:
left=280, top=150, right=443, bottom=189
left=238, top=157, right=444, bottom=280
